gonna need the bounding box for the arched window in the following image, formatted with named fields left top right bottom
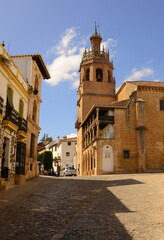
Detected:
left=32, top=100, right=37, bottom=122
left=96, top=69, right=103, bottom=82
left=19, top=99, right=24, bottom=118
left=86, top=68, right=90, bottom=81
left=34, top=75, right=39, bottom=95
left=108, top=70, right=112, bottom=82
left=160, top=100, right=164, bottom=110
left=30, top=133, right=35, bottom=158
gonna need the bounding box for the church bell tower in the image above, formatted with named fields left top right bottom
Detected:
left=75, top=27, right=116, bottom=175
left=76, top=27, right=116, bottom=127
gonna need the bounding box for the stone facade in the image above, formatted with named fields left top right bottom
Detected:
left=76, top=31, right=164, bottom=176
left=76, top=29, right=116, bottom=175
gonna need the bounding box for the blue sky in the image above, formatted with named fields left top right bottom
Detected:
left=1, top=0, right=164, bottom=141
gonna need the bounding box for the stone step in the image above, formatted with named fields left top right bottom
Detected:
left=0, top=178, right=15, bottom=192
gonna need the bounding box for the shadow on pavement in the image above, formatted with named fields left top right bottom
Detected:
left=0, top=176, right=144, bottom=240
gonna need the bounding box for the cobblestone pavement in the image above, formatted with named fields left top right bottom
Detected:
left=0, top=173, right=164, bottom=240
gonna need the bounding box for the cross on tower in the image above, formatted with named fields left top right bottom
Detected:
left=95, top=21, right=99, bottom=35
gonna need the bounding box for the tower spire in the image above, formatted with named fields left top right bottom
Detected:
left=95, top=21, right=98, bottom=35
left=90, top=23, right=102, bottom=53
left=94, top=21, right=99, bottom=35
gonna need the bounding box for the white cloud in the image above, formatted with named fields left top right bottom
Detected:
left=67, top=133, right=77, bottom=139
left=46, top=27, right=83, bottom=87
left=55, top=28, right=78, bottom=55
left=124, top=68, right=154, bottom=82
left=46, top=28, right=117, bottom=88
left=154, top=79, right=161, bottom=82
left=47, top=50, right=82, bottom=86
left=101, top=38, right=117, bottom=58
left=101, top=38, right=117, bottom=49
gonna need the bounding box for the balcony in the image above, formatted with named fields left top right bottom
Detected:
left=18, top=117, right=27, bottom=133
left=0, top=96, right=4, bottom=115
left=99, top=115, right=114, bottom=123
left=3, top=104, right=19, bottom=131
left=17, top=117, right=27, bottom=139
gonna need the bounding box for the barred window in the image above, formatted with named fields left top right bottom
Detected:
left=123, top=150, right=130, bottom=159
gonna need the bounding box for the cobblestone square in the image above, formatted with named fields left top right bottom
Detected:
left=0, top=173, right=164, bottom=240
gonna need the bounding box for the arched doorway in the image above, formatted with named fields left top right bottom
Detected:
left=102, top=145, right=114, bottom=172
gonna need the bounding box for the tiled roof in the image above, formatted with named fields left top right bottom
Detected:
left=104, top=99, right=130, bottom=108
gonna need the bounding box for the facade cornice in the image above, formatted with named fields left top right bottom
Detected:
left=79, top=58, right=113, bottom=71
left=137, top=85, right=164, bottom=92
left=82, top=92, right=115, bottom=97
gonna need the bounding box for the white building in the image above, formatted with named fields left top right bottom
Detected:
left=0, top=43, right=29, bottom=188
left=12, top=54, right=50, bottom=181
left=47, top=136, right=77, bottom=170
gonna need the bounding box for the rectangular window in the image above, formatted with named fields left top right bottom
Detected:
left=123, top=150, right=130, bottom=159
left=160, top=100, right=164, bottom=110
left=67, top=142, right=71, bottom=146
left=7, top=87, right=13, bottom=107
left=30, top=163, right=33, bottom=171
left=19, top=100, right=23, bottom=118
left=30, top=133, right=35, bottom=158
left=66, top=152, right=70, bottom=157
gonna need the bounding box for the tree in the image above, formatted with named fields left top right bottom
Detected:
left=37, top=153, right=44, bottom=163
left=43, top=151, right=53, bottom=170
left=40, top=133, right=53, bottom=142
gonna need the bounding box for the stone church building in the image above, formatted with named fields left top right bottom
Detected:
left=75, top=29, right=164, bottom=175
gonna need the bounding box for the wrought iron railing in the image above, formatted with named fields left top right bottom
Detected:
left=4, top=104, right=19, bottom=126
left=0, top=96, right=4, bottom=115
left=18, top=117, right=27, bottom=132
left=99, top=115, right=114, bottom=122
